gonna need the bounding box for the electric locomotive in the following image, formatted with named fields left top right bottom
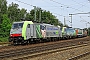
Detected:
left=9, top=21, right=62, bottom=44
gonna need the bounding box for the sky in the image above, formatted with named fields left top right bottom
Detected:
left=7, top=0, right=90, bottom=29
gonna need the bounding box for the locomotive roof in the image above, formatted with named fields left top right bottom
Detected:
left=13, top=21, right=61, bottom=27
left=13, top=21, right=33, bottom=23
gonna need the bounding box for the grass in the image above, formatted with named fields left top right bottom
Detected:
left=0, top=37, right=9, bottom=42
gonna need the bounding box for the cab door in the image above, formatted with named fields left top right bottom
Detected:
left=30, top=24, right=34, bottom=37
left=26, top=24, right=31, bottom=39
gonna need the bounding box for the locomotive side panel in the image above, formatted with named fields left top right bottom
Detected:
left=45, top=25, right=59, bottom=38
left=26, top=24, right=36, bottom=39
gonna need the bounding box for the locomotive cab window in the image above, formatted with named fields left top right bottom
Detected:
left=60, top=28, right=62, bottom=30
left=40, top=25, right=46, bottom=30
left=19, top=23, right=23, bottom=28
left=12, top=23, right=23, bottom=29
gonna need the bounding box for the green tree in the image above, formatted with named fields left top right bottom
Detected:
left=29, top=9, right=63, bottom=26
left=1, top=14, right=11, bottom=37
left=0, top=0, right=7, bottom=24
left=20, top=8, right=27, bottom=21
left=29, top=9, right=35, bottom=21
left=58, top=21, right=63, bottom=27
left=7, top=2, right=20, bottom=22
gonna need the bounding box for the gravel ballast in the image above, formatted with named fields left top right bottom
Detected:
left=29, top=44, right=90, bottom=60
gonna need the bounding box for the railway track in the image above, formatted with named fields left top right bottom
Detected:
left=0, top=42, right=11, bottom=46
left=0, top=37, right=89, bottom=52
left=0, top=37, right=90, bottom=60
left=10, top=43, right=89, bottom=60
left=68, top=51, right=90, bottom=60
left=0, top=37, right=89, bottom=60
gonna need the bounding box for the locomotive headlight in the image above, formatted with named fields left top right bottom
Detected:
left=10, top=34, right=13, bottom=37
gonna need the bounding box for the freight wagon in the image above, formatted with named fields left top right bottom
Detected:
left=82, top=29, right=87, bottom=37
left=75, top=28, right=83, bottom=37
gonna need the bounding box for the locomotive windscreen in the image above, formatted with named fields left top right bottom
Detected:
left=12, top=23, right=23, bottom=29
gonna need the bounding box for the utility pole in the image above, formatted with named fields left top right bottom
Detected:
left=71, top=14, right=72, bottom=27
left=34, top=6, right=36, bottom=22
left=39, top=8, right=41, bottom=22
left=86, top=23, right=87, bottom=29
left=33, top=6, right=41, bottom=22
left=69, top=14, right=72, bottom=27
left=69, top=12, right=90, bottom=27
left=64, top=16, right=66, bottom=26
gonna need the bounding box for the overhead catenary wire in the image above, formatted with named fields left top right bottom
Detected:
left=41, top=0, right=66, bottom=17
left=48, top=0, right=88, bottom=24
left=49, top=0, right=90, bottom=26
left=42, top=0, right=90, bottom=18
left=41, top=0, right=73, bottom=18
left=71, top=0, right=90, bottom=12
left=49, top=0, right=84, bottom=12
left=15, top=0, right=65, bottom=17
left=15, top=0, right=80, bottom=17
left=41, top=0, right=63, bottom=7
left=14, top=0, right=90, bottom=24
left=15, top=0, right=90, bottom=28
left=15, top=0, right=34, bottom=7
left=41, top=0, right=88, bottom=26
left=14, top=0, right=66, bottom=24
left=71, top=0, right=89, bottom=8
left=67, top=0, right=87, bottom=7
